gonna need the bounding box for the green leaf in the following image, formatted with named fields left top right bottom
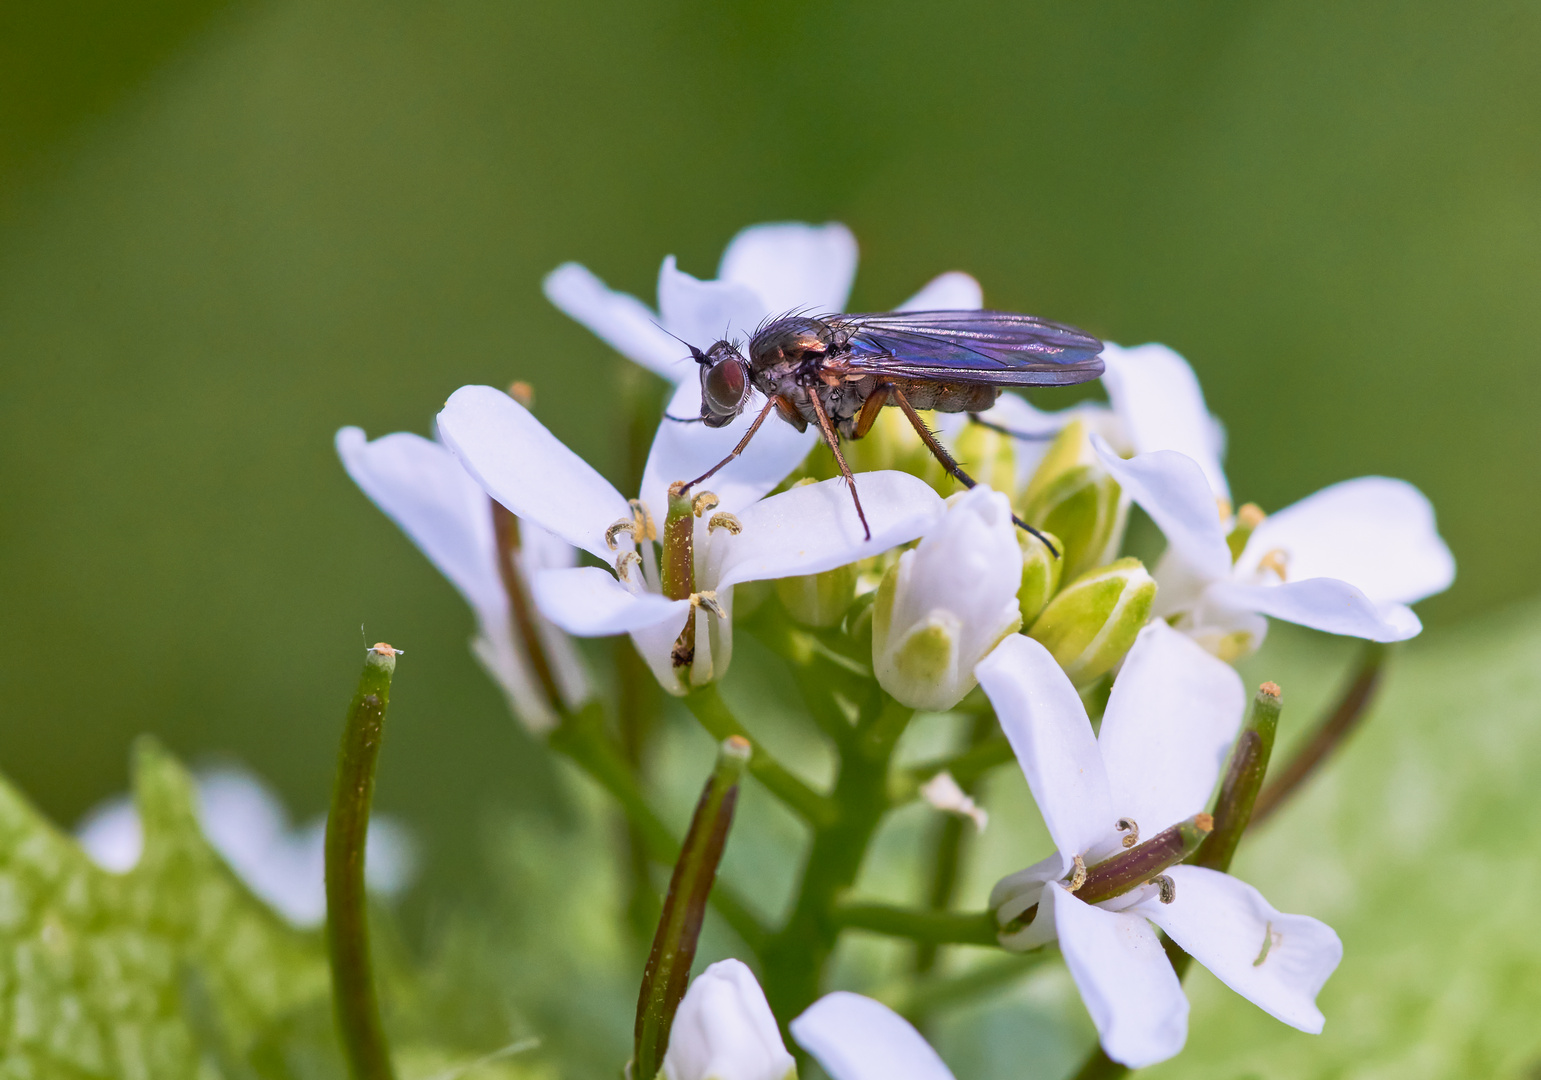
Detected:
left=0, top=736, right=337, bottom=1078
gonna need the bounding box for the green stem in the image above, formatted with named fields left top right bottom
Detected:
left=633, top=739, right=750, bottom=1080
left=684, top=684, right=837, bottom=828
left=325, top=645, right=400, bottom=1080
left=915, top=712, right=993, bottom=975
left=831, top=904, right=998, bottom=946
left=897, top=733, right=1015, bottom=803
left=549, top=705, right=768, bottom=954
left=759, top=693, right=915, bottom=1027
left=885, top=951, right=1056, bottom=1020
left=1070, top=1048, right=1127, bottom=1080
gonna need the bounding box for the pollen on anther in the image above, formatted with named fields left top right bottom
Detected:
left=709, top=512, right=743, bottom=535
left=629, top=499, right=657, bottom=541
left=1067, top=854, right=1087, bottom=892
left=1116, top=817, right=1140, bottom=848
left=1154, top=875, right=1176, bottom=904
left=614, top=551, right=642, bottom=582
left=692, top=491, right=720, bottom=517
left=1257, top=548, right=1290, bottom=580
left=605, top=519, right=636, bottom=550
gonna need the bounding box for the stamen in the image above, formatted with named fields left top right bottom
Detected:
left=605, top=518, right=635, bottom=550
left=708, top=512, right=742, bottom=535
left=1253, top=921, right=1283, bottom=966
left=507, top=381, right=535, bottom=408
left=1066, top=854, right=1087, bottom=892
left=629, top=498, right=657, bottom=542
left=614, top=550, right=642, bottom=581
left=692, top=491, right=720, bottom=517
left=1154, top=874, right=1176, bottom=904
left=1116, top=817, right=1140, bottom=848
left=1216, top=497, right=1233, bottom=522
left=691, top=590, right=727, bottom=619
left=1257, top=548, right=1290, bottom=580
left=1236, top=502, right=1266, bottom=529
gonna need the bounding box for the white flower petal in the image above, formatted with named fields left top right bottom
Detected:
left=1046, top=883, right=1188, bottom=1069
left=1092, top=437, right=1232, bottom=581
left=974, top=635, right=1115, bottom=871
left=1208, top=579, right=1423, bottom=641
left=792, top=991, right=956, bottom=1080
left=658, top=255, right=768, bottom=350
left=989, top=852, right=1062, bottom=951
left=640, top=380, right=817, bottom=519
left=336, top=427, right=504, bottom=616
left=1238, top=477, right=1454, bottom=604
left=631, top=616, right=691, bottom=697
left=1101, top=343, right=1229, bottom=502
left=717, top=221, right=858, bottom=315
left=1098, top=622, right=1245, bottom=836
left=542, top=262, right=691, bottom=380
left=897, top=271, right=983, bottom=312
left=437, top=386, right=631, bottom=563
left=713, top=472, right=945, bottom=590
left=1139, top=866, right=1341, bottom=1034
left=531, top=567, right=690, bottom=636
left=665, top=959, right=794, bottom=1080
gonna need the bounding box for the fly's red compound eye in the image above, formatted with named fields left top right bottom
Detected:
left=702, top=358, right=749, bottom=417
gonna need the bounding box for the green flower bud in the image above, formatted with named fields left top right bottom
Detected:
left=777, top=562, right=859, bottom=628
left=1017, top=528, right=1063, bottom=625
left=1028, top=557, right=1156, bottom=687
left=942, top=420, right=1016, bottom=497
left=1019, top=419, right=1127, bottom=581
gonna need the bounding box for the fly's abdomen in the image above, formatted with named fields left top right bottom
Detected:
left=891, top=380, right=1000, bottom=413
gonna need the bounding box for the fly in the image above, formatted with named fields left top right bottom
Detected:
left=679, top=309, right=1104, bottom=550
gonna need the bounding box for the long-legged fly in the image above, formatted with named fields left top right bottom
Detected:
left=678, top=309, right=1104, bottom=550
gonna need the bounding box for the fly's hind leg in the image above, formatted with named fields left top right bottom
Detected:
left=807, top=388, right=871, bottom=542
left=892, top=386, right=1061, bottom=557
left=966, top=413, right=1059, bottom=441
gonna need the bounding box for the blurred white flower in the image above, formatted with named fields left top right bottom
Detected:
left=1092, top=436, right=1454, bottom=655
left=871, top=485, right=1023, bottom=711
left=663, top=959, right=795, bottom=1080
left=337, top=426, right=589, bottom=732
left=76, top=765, right=417, bottom=928
left=791, top=991, right=956, bottom=1080
left=977, top=626, right=1341, bottom=1069
left=437, top=386, right=943, bottom=694
left=544, top=220, right=982, bottom=386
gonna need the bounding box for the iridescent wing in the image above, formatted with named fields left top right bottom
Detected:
left=832, top=309, right=1104, bottom=386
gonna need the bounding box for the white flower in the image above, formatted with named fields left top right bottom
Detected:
left=663, top=959, right=796, bottom=1080
left=976, top=626, right=1342, bottom=1069
left=871, top=485, right=1023, bottom=711
left=959, top=341, right=1226, bottom=492
left=792, top=991, right=956, bottom=1080
left=1091, top=436, right=1454, bottom=655
left=437, top=386, right=943, bottom=694
left=336, top=426, right=589, bottom=732
left=544, top=220, right=983, bottom=386
left=77, top=765, right=416, bottom=928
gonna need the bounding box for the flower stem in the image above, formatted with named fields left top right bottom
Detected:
left=830, top=903, right=997, bottom=945
left=633, top=738, right=751, bottom=1080
left=1192, top=682, right=1282, bottom=872
left=884, top=952, right=1056, bottom=1020
left=684, top=684, right=837, bottom=827
left=549, top=703, right=768, bottom=953
left=898, top=733, right=1015, bottom=803
left=325, top=645, right=400, bottom=1080
left=915, top=712, right=993, bottom=974
left=760, top=693, right=915, bottom=1029
left=1252, top=642, right=1386, bottom=826
left=1070, top=1047, right=1127, bottom=1080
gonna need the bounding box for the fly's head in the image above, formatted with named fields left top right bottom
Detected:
left=692, top=340, right=752, bottom=428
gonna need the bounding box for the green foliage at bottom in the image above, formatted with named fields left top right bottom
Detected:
left=0, top=738, right=337, bottom=1078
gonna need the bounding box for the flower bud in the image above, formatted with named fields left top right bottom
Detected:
left=1017, top=529, right=1063, bottom=626
left=776, top=562, right=858, bottom=629
left=1019, top=419, right=1127, bottom=582
left=662, top=959, right=796, bottom=1080
left=943, top=420, right=1016, bottom=497
left=872, top=486, right=1023, bottom=711
left=1028, top=558, right=1156, bottom=687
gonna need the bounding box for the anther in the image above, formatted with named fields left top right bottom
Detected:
left=1216, top=497, right=1233, bottom=522
left=507, top=381, right=535, bottom=408
left=692, top=491, right=720, bottom=517
left=1066, top=854, right=1087, bottom=893
left=614, top=551, right=642, bottom=581
left=1153, top=874, right=1176, bottom=904
left=629, top=499, right=657, bottom=541
left=1116, top=818, right=1140, bottom=848
left=1257, top=548, right=1290, bottom=580
left=1236, top=502, right=1266, bottom=529
left=605, top=519, right=635, bottom=550
left=691, top=590, right=727, bottom=619
left=708, top=512, right=742, bottom=535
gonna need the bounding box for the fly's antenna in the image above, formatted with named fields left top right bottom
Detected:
left=650, top=319, right=709, bottom=365
left=664, top=413, right=704, bottom=424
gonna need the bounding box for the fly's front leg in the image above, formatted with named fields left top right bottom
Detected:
left=807, top=388, right=871, bottom=542
left=853, top=384, right=890, bottom=439
left=681, top=396, right=778, bottom=491
left=891, top=386, right=1061, bottom=557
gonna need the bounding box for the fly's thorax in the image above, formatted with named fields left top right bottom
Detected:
left=746, top=316, right=834, bottom=373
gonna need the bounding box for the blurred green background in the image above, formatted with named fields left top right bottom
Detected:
left=2, top=2, right=1539, bottom=1071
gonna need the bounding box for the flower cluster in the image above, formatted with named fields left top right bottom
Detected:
left=337, top=222, right=1454, bottom=1074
